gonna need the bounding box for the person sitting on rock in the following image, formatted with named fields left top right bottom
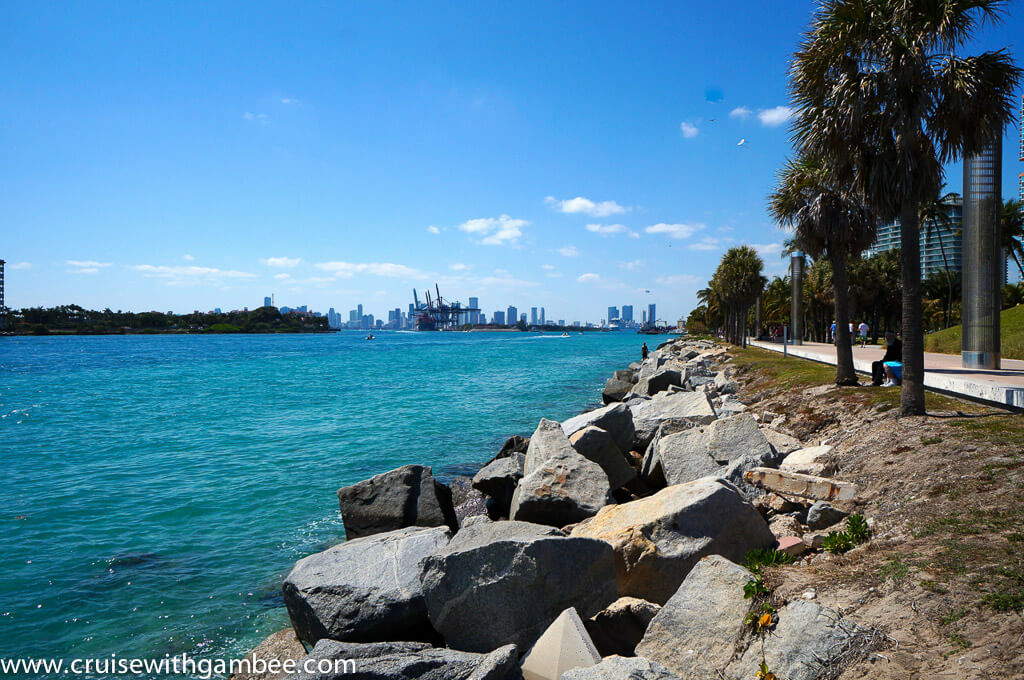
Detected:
left=872, top=331, right=902, bottom=387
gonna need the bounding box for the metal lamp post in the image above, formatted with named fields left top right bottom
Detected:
left=961, top=135, right=1002, bottom=369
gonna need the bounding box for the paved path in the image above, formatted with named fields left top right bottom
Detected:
left=748, top=340, right=1024, bottom=409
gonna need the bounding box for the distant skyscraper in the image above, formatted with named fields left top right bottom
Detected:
left=507, top=306, right=518, bottom=326
left=468, top=297, right=479, bottom=325
left=642, top=310, right=647, bottom=325
left=540, top=307, right=545, bottom=325
left=521, top=313, right=528, bottom=324
left=493, top=310, right=505, bottom=325
left=608, top=306, right=619, bottom=322
left=264, top=296, right=272, bottom=307
left=531, top=307, right=538, bottom=324
left=622, top=305, right=633, bottom=322
left=648, top=303, right=657, bottom=327
left=557, top=319, right=565, bottom=326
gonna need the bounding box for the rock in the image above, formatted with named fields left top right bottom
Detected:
left=282, top=526, right=451, bottom=646
left=229, top=628, right=306, bottom=680
left=776, top=535, right=809, bottom=557
left=803, top=531, right=829, bottom=550
left=419, top=533, right=617, bottom=653
left=570, top=477, right=774, bottom=603
left=727, top=600, right=866, bottom=680
left=715, top=394, right=747, bottom=417
left=635, top=555, right=754, bottom=679
left=285, top=639, right=517, bottom=680
left=568, top=426, right=637, bottom=489
left=634, top=368, right=685, bottom=398
left=780, top=445, right=835, bottom=477
left=562, top=404, right=635, bottom=454
left=714, top=372, right=738, bottom=395
left=768, top=514, right=804, bottom=539
left=472, top=453, right=526, bottom=518
left=767, top=493, right=800, bottom=514
left=446, top=519, right=563, bottom=552
left=510, top=419, right=613, bottom=527
left=629, top=391, right=718, bottom=448
left=614, top=369, right=638, bottom=384
left=584, top=597, right=662, bottom=658
left=744, top=468, right=857, bottom=502
left=761, top=430, right=806, bottom=456
left=454, top=488, right=491, bottom=527
left=806, top=501, right=849, bottom=530
left=561, top=656, right=682, bottom=680
left=642, top=414, right=774, bottom=488
left=449, top=476, right=477, bottom=507
left=495, top=435, right=530, bottom=460
left=337, top=465, right=457, bottom=540
left=520, top=607, right=601, bottom=680
left=603, top=378, right=634, bottom=404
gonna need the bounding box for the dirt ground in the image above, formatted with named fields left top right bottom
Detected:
left=728, top=346, right=1024, bottom=680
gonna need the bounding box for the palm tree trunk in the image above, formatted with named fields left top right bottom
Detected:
left=933, top=225, right=954, bottom=328
left=831, top=251, right=858, bottom=385
left=900, top=202, right=926, bottom=415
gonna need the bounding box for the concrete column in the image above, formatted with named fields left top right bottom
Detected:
left=754, top=294, right=762, bottom=341
left=790, top=253, right=805, bottom=345
left=961, top=134, right=1002, bottom=369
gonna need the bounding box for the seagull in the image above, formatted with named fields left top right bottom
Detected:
left=737, top=138, right=747, bottom=146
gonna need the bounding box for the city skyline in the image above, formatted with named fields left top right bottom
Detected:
left=3, top=2, right=1021, bottom=322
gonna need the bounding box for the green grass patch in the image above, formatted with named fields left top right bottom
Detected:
left=924, top=304, right=1024, bottom=360
left=919, top=579, right=949, bottom=594
left=730, top=346, right=837, bottom=390
left=880, top=557, right=910, bottom=581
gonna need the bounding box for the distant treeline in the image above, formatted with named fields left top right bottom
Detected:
left=4, top=305, right=331, bottom=335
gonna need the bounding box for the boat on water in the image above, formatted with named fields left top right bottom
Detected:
left=561, top=332, right=570, bottom=337
left=365, top=334, right=375, bottom=340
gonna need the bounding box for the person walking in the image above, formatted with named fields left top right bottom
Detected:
left=857, top=321, right=869, bottom=347
left=830, top=320, right=837, bottom=344
left=641, top=342, right=649, bottom=361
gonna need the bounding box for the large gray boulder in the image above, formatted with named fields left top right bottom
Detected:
left=614, top=369, right=638, bottom=384
left=561, top=656, right=682, bottom=680
left=727, top=600, right=866, bottom=680
left=635, top=555, right=753, bottom=679
left=446, top=519, right=562, bottom=552
left=284, top=639, right=517, bottom=680
left=568, top=426, right=636, bottom=489
left=629, top=391, right=717, bottom=449
left=511, top=419, right=613, bottom=527
left=337, top=465, right=457, bottom=540
left=561, top=404, right=635, bottom=454
left=230, top=628, right=307, bottom=680
left=602, top=377, right=634, bottom=404
left=419, top=532, right=618, bottom=653
left=570, top=477, right=773, bottom=603
left=282, top=526, right=451, bottom=646
left=642, top=414, right=774, bottom=487
left=585, top=597, right=662, bottom=658
left=472, top=453, right=525, bottom=518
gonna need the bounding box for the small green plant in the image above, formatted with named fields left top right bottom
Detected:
left=744, top=601, right=777, bottom=632
left=744, top=577, right=769, bottom=599
left=755, top=660, right=777, bottom=680
left=947, top=632, right=971, bottom=651
left=939, top=608, right=967, bottom=625
left=921, top=435, right=943, bottom=445
left=880, top=557, right=909, bottom=581
left=846, top=514, right=871, bottom=542
left=822, top=514, right=871, bottom=554
left=984, top=590, right=1024, bottom=611
left=822, top=531, right=855, bottom=554
left=743, top=548, right=797, bottom=574
left=919, top=579, right=949, bottom=594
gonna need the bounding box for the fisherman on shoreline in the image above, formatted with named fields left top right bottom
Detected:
left=641, top=342, right=649, bottom=360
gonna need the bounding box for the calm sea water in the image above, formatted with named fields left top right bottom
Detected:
left=0, top=330, right=643, bottom=664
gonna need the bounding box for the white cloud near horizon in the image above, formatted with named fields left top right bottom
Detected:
left=644, top=223, right=703, bottom=240
left=449, top=263, right=470, bottom=271
left=585, top=223, right=638, bottom=238
left=281, top=98, right=298, bottom=105
left=261, top=256, right=301, bottom=268
left=183, top=254, right=195, bottom=262
left=541, top=264, right=556, bottom=270
left=427, top=225, right=441, bottom=234
left=458, top=215, right=528, bottom=246
left=729, top=107, right=752, bottom=120
left=129, top=265, right=258, bottom=283
left=545, top=196, right=628, bottom=217
left=66, top=260, right=111, bottom=269
left=758, top=106, right=794, bottom=127
left=753, top=242, right=785, bottom=256
left=558, top=246, right=580, bottom=257
left=618, top=260, right=644, bottom=270
left=689, top=237, right=722, bottom=251
left=243, top=112, right=269, bottom=123
left=577, top=273, right=600, bottom=283
left=315, top=261, right=426, bottom=279
left=679, top=121, right=698, bottom=138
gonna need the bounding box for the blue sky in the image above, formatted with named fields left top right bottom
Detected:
left=3, top=1, right=1023, bottom=323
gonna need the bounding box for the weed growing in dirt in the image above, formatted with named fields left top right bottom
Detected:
left=823, top=514, right=871, bottom=554
left=880, top=557, right=909, bottom=581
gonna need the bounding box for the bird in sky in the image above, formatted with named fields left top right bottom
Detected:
left=737, top=138, right=747, bottom=147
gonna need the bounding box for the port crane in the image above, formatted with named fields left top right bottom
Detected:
left=412, top=285, right=480, bottom=331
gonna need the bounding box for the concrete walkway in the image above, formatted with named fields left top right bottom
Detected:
left=748, top=340, right=1024, bottom=409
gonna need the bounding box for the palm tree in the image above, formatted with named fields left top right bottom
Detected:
left=1001, top=199, right=1024, bottom=281
left=769, top=156, right=877, bottom=385
left=710, top=247, right=766, bottom=346
left=790, top=0, right=1021, bottom=414
left=919, top=189, right=960, bottom=328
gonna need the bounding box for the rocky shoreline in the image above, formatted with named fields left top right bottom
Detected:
left=234, top=338, right=878, bottom=680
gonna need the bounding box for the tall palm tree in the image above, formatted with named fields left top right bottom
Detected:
left=1001, top=199, right=1024, bottom=281
left=710, top=247, right=765, bottom=346
left=769, top=155, right=877, bottom=385
left=790, top=0, right=1021, bottom=414
left=919, top=189, right=960, bottom=328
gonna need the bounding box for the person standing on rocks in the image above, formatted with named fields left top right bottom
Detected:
left=641, top=343, right=649, bottom=361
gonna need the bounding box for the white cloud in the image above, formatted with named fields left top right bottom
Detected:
left=476, top=275, right=540, bottom=288
left=66, top=260, right=111, bottom=268
left=427, top=225, right=442, bottom=235
left=758, top=106, right=794, bottom=127
left=586, top=223, right=640, bottom=238
left=281, top=98, right=298, bottom=105
left=458, top=215, right=528, bottom=246
left=449, top=263, right=470, bottom=271
left=9, top=262, right=32, bottom=270
left=688, top=237, right=722, bottom=251
left=656, top=274, right=702, bottom=286
left=644, top=223, right=703, bottom=239
left=274, top=273, right=291, bottom=280
left=70, top=267, right=99, bottom=275
left=314, top=261, right=426, bottom=279
left=541, top=264, right=556, bottom=270
left=729, top=107, right=752, bottom=120
left=753, top=242, right=784, bottom=256
left=619, top=260, right=644, bottom=270
left=261, top=256, right=301, bottom=268
left=243, top=112, right=269, bottom=123
left=545, top=196, right=628, bottom=217
left=183, top=254, right=195, bottom=262
left=679, top=121, right=698, bottom=138
left=577, top=273, right=601, bottom=283
left=129, top=265, right=257, bottom=280
left=558, top=246, right=580, bottom=257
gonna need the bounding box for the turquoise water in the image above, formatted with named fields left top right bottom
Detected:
left=0, top=331, right=642, bottom=664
